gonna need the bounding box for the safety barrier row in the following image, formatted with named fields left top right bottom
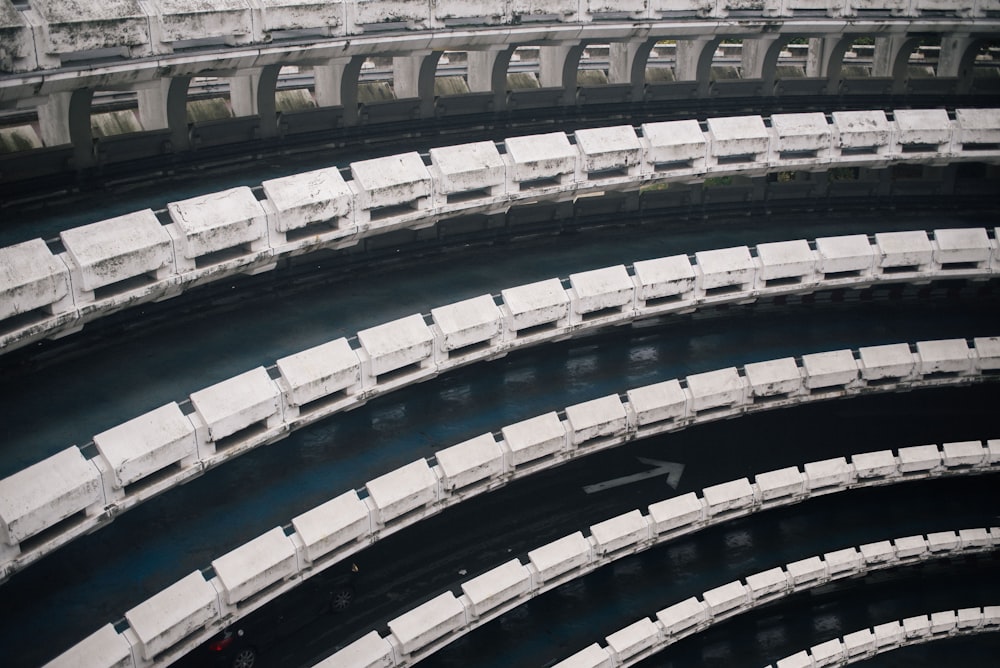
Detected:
left=33, top=385, right=1000, bottom=663
left=2, top=0, right=996, bottom=74
left=547, top=547, right=1000, bottom=668
left=3, top=108, right=999, bottom=353
left=2, top=225, right=998, bottom=578
left=764, top=607, right=1000, bottom=668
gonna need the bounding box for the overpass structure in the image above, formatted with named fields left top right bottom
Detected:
left=1, top=2, right=1000, bottom=667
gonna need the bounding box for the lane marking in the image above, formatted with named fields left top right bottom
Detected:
left=583, top=457, right=685, bottom=494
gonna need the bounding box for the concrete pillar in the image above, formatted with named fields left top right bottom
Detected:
left=36, top=91, right=74, bottom=146
left=313, top=56, right=365, bottom=125
left=137, top=76, right=191, bottom=151
left=872, top=35, right=908, bottom=77
left=227, top=66, right=280, bottom=138
left=609, top=39, right=655, bottom=98
left=675, top=37, right=722, bottom=96
left=807, top=36, right=853, bottom=94
left=466, top=46, right=515, bottom=111
left=740, top=36, right=780, bottom=79
left=392, top=51, right=442, bottom=117
left=36, top=89, right=94, bottom=167
left=936, top=34, right=973, bottom=78
left=538, top=43, right=586, bottom=105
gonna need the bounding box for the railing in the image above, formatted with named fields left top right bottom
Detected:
left=3, top=107, right=998, bottom=353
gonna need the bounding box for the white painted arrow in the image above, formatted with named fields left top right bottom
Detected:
left=583, top=457, right=685, bottom=494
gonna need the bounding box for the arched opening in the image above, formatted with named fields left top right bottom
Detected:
left=971, top=40, right=1000, bottom=88
left=89, top=90, right=143, bottom=139
left=645, top=40, right=678, bottom=84
left=185, top=76, right=234, bottom=125
left=840, top=37, right=876, bottom=79
left=577, top=44, right=610, bottom=87
left=275, top=65, right=318, bottom=115
left=432, top=51, right=472, bottom=97
left=358, top=56, right=396, bottom=104
left=905, top=36, right=942, bottom=80
left=506, top=46, right=542, bottom=92
left=709, top=38, right=744, bottom=84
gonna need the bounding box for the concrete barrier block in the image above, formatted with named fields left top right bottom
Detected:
left=926, top=531, right=960, bottom=553
left=93, top=402, right=197, bottom=489
left=686, top=367, right=746, bottom=413
left=528, top=532, right=592, bottom=585
left=843, top=628, right=876, bottom=657
left=551, top=643, right=613, bottom=668
left=893, top=534, right=928, bottom=560
left=858, top=343, right=916, bottom=382
left=431, top=295, right=503, bottom=358
left=348, top=0, right=432, bottom=29
left=892, top=108, right=952, bottom=151
left=388, top=592, right=466, bottom=656
left=0, top=447, right=103, bottom=546
left=954, top=108, right=1000, bottom=146
left=315, top=630, right=394, bottom=668
left=501, top=412, right=567, bottom=468
left=567, top=265, right=634, bottom=323
left=787, top=555, right=827, bottom=586
left=754, top=466, right=805, bottom=502
left=641, top=119, right=707, bottom=175
left=703, top=478, right=755, bottom=516
left=832, top=110, right=891, bottom=154
left=626, top=379, right=687, bottom=427
left=657, top=597, right=709, bottom=635
left=804, top=456, right=854, bottom=489
left=436, top=433, right=504, bottom=492
left=590, top=509, right=648, bottom=557
left=776, top=651, right=811, bottom=668
left=942, top=440, right=986, bottom=467
left=149, top=0, right=256, bottom=44
left=44, top=622, right=133, bottom=668
left=504, top=132, right=577, bottom=191
left=932, top=227, right=992, bottom=268
left=30, top=0, right=151, bottom=60
left=291, top=490, right=371, bottom=564
left=60, top=209, right=173, bottom=297
left=873, top=620, right=903, bottom=647
left=276, top=338, right=361, bottom=413
left=852, top=449, right=898, bottom=479
left=705, top=116, right=770, bottom=165
left=500, top=278, right=570, bottom=337
left=605, top=617, right=660, bottom=665
left=811, top=639, right=845, bottom=666
left=958, top=528, right=991, bottom=549
left=648, top=492, right=705, bottom=534
left=769, top=112, right=832, bottom=163
left=974, top=336, right=1000, bottom=370
left=916, top=338, right=973, bottom=376
left=814, top=234, right=875, bottom=278
left=902, top=614, right=931, bottom=638
left=744, top=357, right=802, bottom=398
left=930, top=610, right=958, bottom=635
left=261, top=167, right=354, bottom=241
left=0, top=4, right=36, bottom=72
left=366, top=459, right=439, bottom=525
left=124, top=572, right=219, bottom=661
left=429, top=141, right=505, bottom=203
left=986, top=605, right=1000, bottom=626
left=564, top=394, right=628, bottom=447
left=255, top=0, right=344, bottom=34
left=350, top=152, right=431, bottom=224
left=357, top=314, right=434, bottom=383
left=873, top=231, right=934, bottom=273
left=166, top=187, right=268, bottom=270
left=755, top=239, right=818, bottom=287
left=897, top=444, right=942, bottom=473
left=860, top=540, right=896, bottom=565
left=0, top=238, right=72, bottom=321
left=990, top=439, right=1000, bottom=465
left=212, top=527, right=297, bottom=606
left=824, top=546, right=862, bottom=575
left=746, top=566, right=790, bottom=601
left=460, top=559, right=531, bottom=618
left=801, top=349, right=858, bottom=390
left=574, top=125, right=642, bottom=180
left=632, top=255, right=696, bottom=308
left=957, top=607, right=984, bottom=629
left=703, top=580, right=749, bottom=617
left=694, top=246, right=756, bottom=295
left=189, top=367, right=281, bottom=445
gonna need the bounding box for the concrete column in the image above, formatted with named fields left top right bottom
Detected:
left=313, top=56, right=365, bottom=125
left=609, top=39, right=655, bottom=98
left=538, top=43, right=586, bottom=104
left=36, top=88, right=94, bottom=166
left=807, top=36, right=853, bottom=94
left=228, top=72, right=259, bottom=117
left=466, top=46, right=515, bottom=111
left=872, top=35, right=907, bottom=77
left=227, top=66, right=280, bottom=138
left=675, top=37, right=722, bottom=95
left=740, top=36, right=780, bottom=79
left=36, top=91, right=74, bottom=146
left=392, top=51, right=442, bottom=117
left=137, top=80, right=171, bottom=130
left=936, top=34, right=973, bottom=78
left=137, top=76, right=191, bottom=151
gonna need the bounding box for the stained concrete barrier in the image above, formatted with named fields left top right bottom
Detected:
left=188, top=366, right=284, bottom=457
left=567, top=265, right=634, bottom=326
left=123, top=571, right=219, bottom=662
left=165, top=187, right=270, bottom=273
left=275, top=338, right=362, bottom=421
left=504, top=132, right=577, bottom=194
left=0, top=238, right=72, bottom=322
left=212, top=527, right=298, bottom=607
left=350, top=152, right=431, bottom=227
left=356, top=314, right=435, bottom=389
left=261, top=167, right=355, bottom=249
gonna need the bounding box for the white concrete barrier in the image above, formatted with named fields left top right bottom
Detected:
left=435, top=433, right=505, bottom=494
left=4, top=110, right=999, bottom=352
left=366, top=459, right=439, bottom=528
left=429, top=294, right=503, bottom=366
left=275, top=338, right=363, bottom=422
left=211, top=527, right=298, bottom=607
left=500, top=278, right=571, bottom=342
left=356, top=314, right=435, bottom=389
left=188, top=366, right=284, bottom=458
left=564, top=394, right=629, bottom=448
left=460, top=559, right=531, bottom=619
left=291, top=490, right=372, bottom=565
left=567, top=265, right=635, bottom=326
left=122, top=572, right=220, bottom=663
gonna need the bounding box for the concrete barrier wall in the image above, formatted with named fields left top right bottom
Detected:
left=548, top=538, right=1000, bottom=668
left=763, top=606, right=1000, bottom=668
left=2, top=108, right=998, bottom=353
left=3, top=227, right=999, bottom=577
left=3, top=0, right=996, bottom=73
left=43, top=405, right=1000, bottom=665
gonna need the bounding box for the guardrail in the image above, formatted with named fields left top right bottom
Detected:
left=3, top=0, right=997, bottom=74
left=544, top=546, right=1000, bottom=668
left=762, top=607, right=1000, bottom=668
left=3, top=107, right=998, bottom=353
left=47, top=430, right=999, bottom=668
left=2, top=219, right=998, bottom=579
